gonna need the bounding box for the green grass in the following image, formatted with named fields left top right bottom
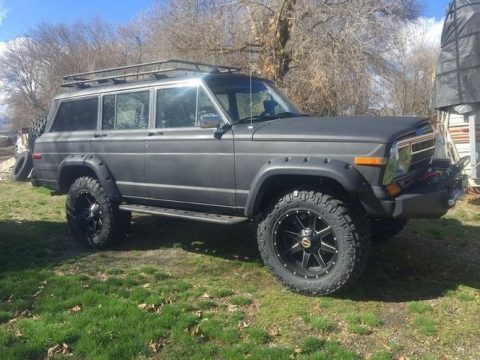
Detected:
left=414, top=316, right=438, bottom=336
left=345, top=313, right=381, bottom=335
left=230, top=295, right=253, bottom=306
left=303, top=315, right=336, bottom=332
left=0, top=181, right=480, bottom=359
left=407, top=302, right=432, bottom=314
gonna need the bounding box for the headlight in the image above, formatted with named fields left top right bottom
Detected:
left=382, top=142, right=412, bottom=185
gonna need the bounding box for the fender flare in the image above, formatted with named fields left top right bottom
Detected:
left=244, top=157, right=370, bottom=217
left=57, top=154, right=122, bottom=202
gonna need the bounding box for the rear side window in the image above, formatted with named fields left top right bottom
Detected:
left=102, top=91, right=150, bottom=130
left=51, top=98, right=98, bottom=132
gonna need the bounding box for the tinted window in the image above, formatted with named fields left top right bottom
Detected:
left=156, top=87, right=221, bottom=128
left=156, top=87, right=197, bottom=128
left=102, top=95, right=115, bottom=130
left=102, top=91, right=150, bottom=130
left=52, top=98, right=98, bottom=132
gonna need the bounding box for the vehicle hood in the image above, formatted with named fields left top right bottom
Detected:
left=250, top=116, right=429, bottom=144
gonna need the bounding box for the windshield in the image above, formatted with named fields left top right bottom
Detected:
left=204, top=77, right=303, bottom=123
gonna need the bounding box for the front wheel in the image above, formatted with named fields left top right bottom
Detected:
left=257, top=190, right=370, bottom=296
left=66, top=176, right=127, bottom=249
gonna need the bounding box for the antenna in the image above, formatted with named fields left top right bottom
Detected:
left=248, top=27, right=254, bottom=130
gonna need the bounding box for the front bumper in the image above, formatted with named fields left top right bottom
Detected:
left=367, top=158, right=468, bottom=219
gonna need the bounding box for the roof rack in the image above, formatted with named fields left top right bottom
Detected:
left=61, top=59, right=241, bottom=88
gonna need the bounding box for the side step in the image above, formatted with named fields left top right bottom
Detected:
left=118, top=204, right=249, bottom=225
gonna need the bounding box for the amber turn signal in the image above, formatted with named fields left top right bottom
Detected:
left=385, top=183, right=401, bottom=196
left=354, top=157, right=386, bottom=166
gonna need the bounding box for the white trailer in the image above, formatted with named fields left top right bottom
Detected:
left=437, top=110, right=480, bottom=191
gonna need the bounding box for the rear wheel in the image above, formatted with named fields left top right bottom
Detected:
left=257, top=190, right=370, bottom=295
left=66, top=176, right=127, bottom=249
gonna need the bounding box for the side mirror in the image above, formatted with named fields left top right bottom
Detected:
left=199, top=114, right=222, bottom=129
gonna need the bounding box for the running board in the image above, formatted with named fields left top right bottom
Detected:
left=118, top=204, right=249, bottom=225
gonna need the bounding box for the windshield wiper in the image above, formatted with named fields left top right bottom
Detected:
left=274, top=112, right=309, bottom=118
left=237, top=112, right=308, bottom=124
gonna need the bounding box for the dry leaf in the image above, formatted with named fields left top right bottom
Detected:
left=148, top=338, right=170, bottom=353
left=191, top=325, right=204, bottom=338
left=164, top=297, right=175, bottom=305
left=138, top=303, right=159, bottom=312
left=238, top=321, right=250, bottom=329
left=228, top=304, right=238, bottom=312
left=268, top=326, right=280, bottom=336
left=47, top=343, right=72, bottom=358
left=67, top=305, right=82, bottom=314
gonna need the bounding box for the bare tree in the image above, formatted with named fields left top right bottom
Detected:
left=0, top=19, right=129, bottom=128
left=0, top=0, right=425, bottom=128
left=373, top=20, right=439, bottom=116
left=143, top=0, right=420, bottom=115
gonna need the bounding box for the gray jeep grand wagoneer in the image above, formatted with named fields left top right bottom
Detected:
left=31, top=60, right=466, bottom=295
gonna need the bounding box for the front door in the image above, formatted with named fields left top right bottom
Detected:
left=145, top=84, right=236, bottom=209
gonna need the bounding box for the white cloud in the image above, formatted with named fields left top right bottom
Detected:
left=420, top=17, right=444, bottom=49
left=404, top=17, right=444, bottom=51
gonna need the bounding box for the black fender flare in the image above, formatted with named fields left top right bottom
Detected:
left=57, top=154, right=122, bottom=202
left=244, top=157, right=371, bottom=217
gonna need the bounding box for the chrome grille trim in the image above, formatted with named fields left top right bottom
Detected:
left=396, top=133, right=436, bottom=181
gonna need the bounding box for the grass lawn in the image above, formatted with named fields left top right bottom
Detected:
left=0, top=181, right=479, bottom=359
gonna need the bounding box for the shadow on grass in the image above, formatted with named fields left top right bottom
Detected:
left=340, top=217, right=480, bottom=302
left=119, top=215, right=261, bottom=262
left=1, top=214, right=479, bottom=303
left=0, top=220, right=89, bottom=273
left=122, top=215, right=480, bottom=302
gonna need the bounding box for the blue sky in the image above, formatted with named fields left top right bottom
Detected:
left=0, top=0, right=452, bottom=42
left=424, top=0, right=451, bottom=20
left=0, top=0, right=157, bottom=41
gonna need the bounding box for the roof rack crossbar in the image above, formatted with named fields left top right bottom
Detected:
left=61, top=67, right=218, bottom=88
left=62, top=59, right=241, bottom=88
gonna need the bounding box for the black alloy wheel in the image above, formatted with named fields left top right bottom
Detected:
left=66, top=176, right=127, bottom=249
left=257, top=190, right=371, bottom=295
left=274, top=210, right=338, bottom=279
left=68, top=191, right=105, bottom=243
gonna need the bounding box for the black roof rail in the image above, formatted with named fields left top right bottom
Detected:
left=61, top=59, right=241, bottom=88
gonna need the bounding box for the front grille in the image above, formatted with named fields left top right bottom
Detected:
left=395, top=134, right=436, bottom=181
left=407, top=136, right=435, bottom=174
left=412, top=138, right=435, bottom=152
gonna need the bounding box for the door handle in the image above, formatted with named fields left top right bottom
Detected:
left=93, top=133, right=107, bottom=138
left=147, top=131, right=164, bottom=136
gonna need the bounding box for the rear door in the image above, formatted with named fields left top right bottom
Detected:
left=34, top=97, right=98, bottom=187
left=91, top=89, right=151, bottom=199
left=145, top=83, right=236, bottom=209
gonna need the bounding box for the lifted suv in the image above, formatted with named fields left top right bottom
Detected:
left=32, top=60, right=466, bottom=295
